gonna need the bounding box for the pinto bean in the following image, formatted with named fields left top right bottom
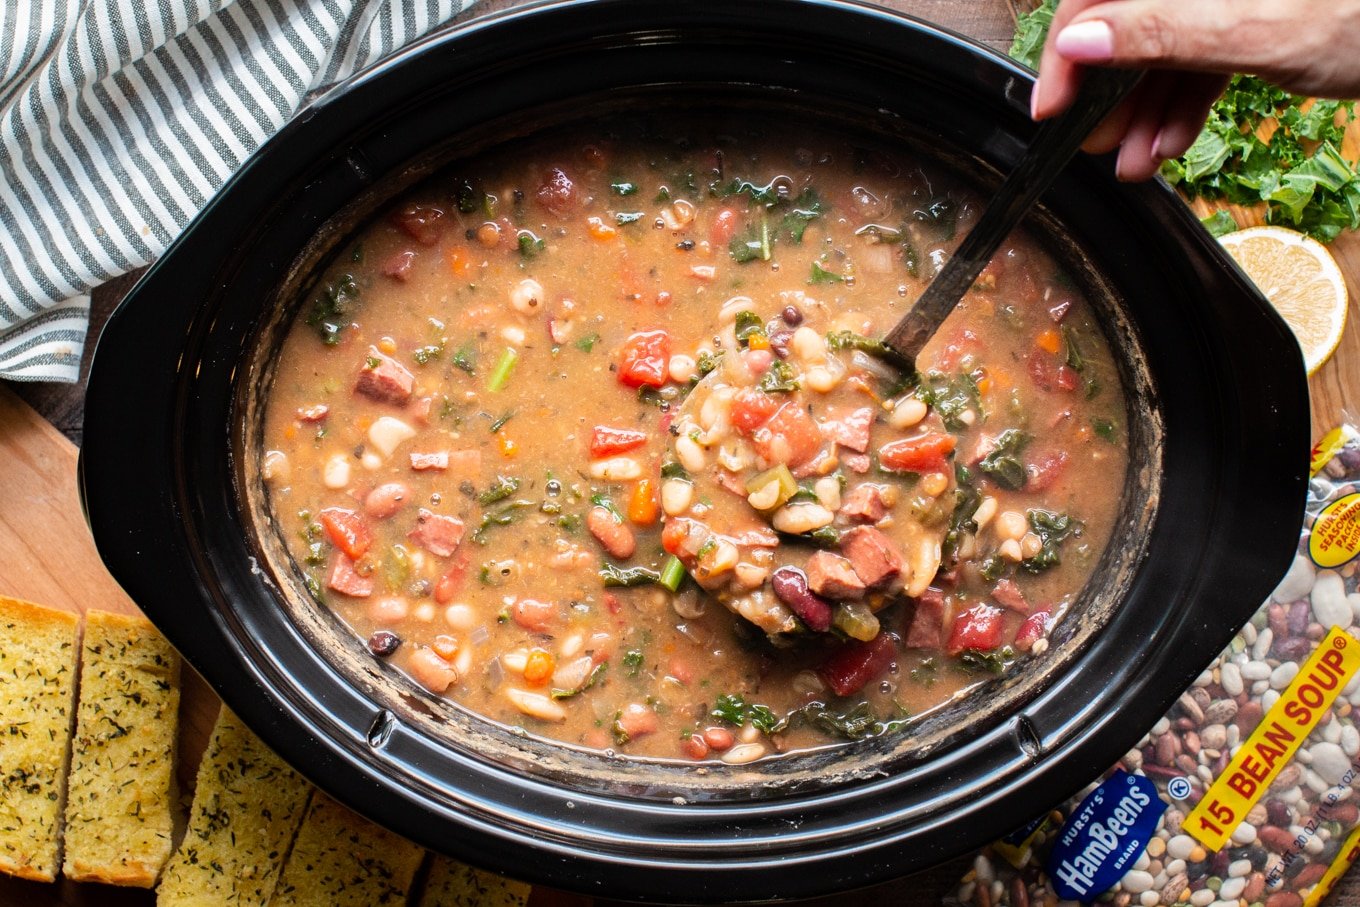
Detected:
left=587, top=505, right=636, bottom=559
left=364, top=482, right=412, bottom=519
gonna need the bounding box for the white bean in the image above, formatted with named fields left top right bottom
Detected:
left=360, top=451, right=382, bottom=471
left=510, top=278, right=544, bottom=314
left=369, top=416, right=417, bottom=458
left=505, top=687, right=567, bottom=721
left=413, top=603, right=436, bottom=622
left=676, top=435, right=706, bottom=472
left=995, top=509, right=1028, bottom=541
left=920, top=472, right=948, bottom=497
left=772, top=503, right=834, bottom=534
left=721, top=743, right=766, bottom=764
left=444, top=604, right=476, bottom=631
left=814, top=476, right=841, bottom=511
left=669, top=354, right=697, bottom=383
left=500, top=324, right=526, bottom=345
left=791, top=326, right=826, bottom=363
left=717, top=441, right=750, bottom=472
left=661, top=479, right=694, bottom=516
left=323, top=453, right=351, bottom=489
left=734, top=563, right=769, bottom=589
left=501, top=650, right=529, bottom=673
left=889, top=397, right=928, bottom=429
left=805, top=365, right=841, bottom=393
left=973, top=496, right=998, bottom=530
left=1020, top=532, right=1043, bottom=559
left=999, top=538, right=1023, bottom=562
left=588, top=457, right=643, bottom=481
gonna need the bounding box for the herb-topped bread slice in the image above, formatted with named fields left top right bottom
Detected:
left=63, top=609, right=180, bottom=887
left=271, top=792, right=424, bottom=906
left=417, top=854, right=532, bottom=907
left=0, top=596, right=79, bottom=882
left=156, top=705, right=312, bottom=906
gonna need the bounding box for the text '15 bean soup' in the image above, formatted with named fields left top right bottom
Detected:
left=259, top=117, right=1129, bottom=762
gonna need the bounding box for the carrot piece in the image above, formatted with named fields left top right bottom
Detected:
left=747, top=333, right=771, bottom=352
left=1036, top=329, right=1061, bottom=354
left=497, top=434, right=518, bottom=458
left=628, top=478, right=660, bottom=526
left=587, top=216, right=617, bottom=241
left=446, top=245, right=474, bottom=277
left=432, top=634, right=460, bottom=660
left=523, top=648, right=555, bottom=685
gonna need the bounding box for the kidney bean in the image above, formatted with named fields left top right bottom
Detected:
left=364, top=482, right=413, bottom=519
left=367, top=630, right=401, bottom=657
left=587, top=506, right=636, bottom=559
left=770, top=566, right=833, bottom=633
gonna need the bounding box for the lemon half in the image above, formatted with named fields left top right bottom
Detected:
left=1218, top=225, right=1349, bottom=375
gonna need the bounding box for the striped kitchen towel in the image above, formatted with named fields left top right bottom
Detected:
left=0, top=0, right=473, bottom=382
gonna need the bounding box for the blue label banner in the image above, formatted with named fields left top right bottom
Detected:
left=1046, top=770, right=1166, bottom=902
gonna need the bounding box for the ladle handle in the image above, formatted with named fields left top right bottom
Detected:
left=884, top=67, right=1144, bottom=361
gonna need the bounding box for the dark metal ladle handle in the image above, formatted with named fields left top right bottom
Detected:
left=884, top=68, right=1145, bottom=362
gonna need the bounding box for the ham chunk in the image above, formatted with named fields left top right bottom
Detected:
left=327, top=553, right=373, bottom=597
left=382, top=248, right=416, bottom=281
left=823, top=406, right=875, bottom=453
left=408, top=509, right=465, bottom=557
left=804, top=551, right=866, bottom=600
left=992, top=578, right=1030, bottom=614
left=840, top=483, right=893, bottom=524
left=840, top=526, right=905, bottom=589
left=410, top=451, right=449, bottom=471
left=842, top=452, right=871, bottom=474
left=904, top=586, right=946, bottom=649
left=354, top=348, right=414, bottom=405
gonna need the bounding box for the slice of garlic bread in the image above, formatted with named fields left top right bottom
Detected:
left=0, top=596, right=79, bottom=882
left=63, top=609, right=179, bottom=887
left=417, top=854, right=531, bottom=907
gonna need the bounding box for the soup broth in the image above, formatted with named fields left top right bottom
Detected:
left=260, top=116, right=1128, bottom=760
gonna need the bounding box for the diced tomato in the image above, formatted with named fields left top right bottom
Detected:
left=1055, top=365, right=1080, bottom=392
left=327, top=553, right=373, bottom=598
left=589, top=426, right=648, bottom=458
left=391, top=203, right=445, bottom=246
left=753, top=402, right=823, bottom=467
left=618, top=330, right=671, bottom=388
left=433, top=557, right=469, bottom=605
left=319, top=508, right=373, bottom=560
left=661, top=518, right=692, bottom=555
left=991, top=578, right=1029, bottom=614
left=408, top=509, right=465, bottom=558
left=946, top=604, right=1004, bottom=656
left=1027, top=348, right=1056, bottom=391
left=878, top=432, right=956, bottom=473
left=731, top=389, right=781, bottom=434
left=817, top=632, right=899, bottom=697
left=603, top=592, right=622, bottom=615
left=1014, top=608, right=1054, bottom=653
left=710, top=208, right=739, bottom=245
left=536, top=167, right=578, bottom=218
left=1026, top=451, right=1070, bottom=492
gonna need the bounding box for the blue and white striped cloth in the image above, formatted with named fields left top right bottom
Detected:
left=0, top=0, right=472, bottom=381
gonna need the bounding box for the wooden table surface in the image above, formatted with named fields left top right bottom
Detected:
left=8, top=1, right=1360, bottom=905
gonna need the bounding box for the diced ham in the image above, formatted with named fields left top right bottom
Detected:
left=434, top=557, right=469, bottom=605
left=968, top=434, right=998, bottom=466
left=946, top=604, right=1004, bottom=655
left=327, top=553, right=373, bottom=597
left=842, top=452, right=871, bottom=474
left=1055, top=365, right=1080, bottom=392
left=295, top=404, right=329, bottom=423
left=992, top=578, right=1030, bottom=614
left=904, top=587, right=946, bottom=649
left=382, top=248, right=416, bottom=281
left=804, top=551, right=866, bottom=600
left=354, top=347, right=414, bottom=405
left=823, top=406, right=875, bottom=453
left=1026, top=451, right=1070, bottom=492
left=840, top=526, right=905, bottom=589
left=391, top=203, right=446, bottom=246
left=715, top=470, right=748, bottom=498
left=1027, top=348, right=1056, bottom=392
left=536, top=167, right=578, bottom=218
left=839, top=483, right=892, bottom=524
left=408, top=509, right=465, bottom=557
left=410, top=451, right=448, bottom=471
left=1014, top=608, right=1055, bottom=653
left=408, top=396, right=434, bottom=425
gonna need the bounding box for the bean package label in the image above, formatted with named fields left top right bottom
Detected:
left=951, top=427, right=1360, bottom=907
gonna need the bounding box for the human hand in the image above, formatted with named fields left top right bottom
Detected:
left=1032, top=0, right=1360, bottom=181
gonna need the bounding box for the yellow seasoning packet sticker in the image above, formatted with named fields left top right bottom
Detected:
left=1186, top=627, right=1360, bottom=851
left=1310, top=492, right=1360, bottom=568
left=1305, top=824, right=1360, bottom=907
left=1310, top=426, right=1357, bottom=477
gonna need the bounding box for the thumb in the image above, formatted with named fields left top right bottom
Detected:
left=1052, top=0, right=1278, bottom=75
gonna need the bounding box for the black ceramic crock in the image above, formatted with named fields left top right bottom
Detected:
left=80, top=0, right=1310, bottom=901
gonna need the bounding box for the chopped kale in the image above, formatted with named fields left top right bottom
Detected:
left=758, top=358, right=800, bottom=393
left=809, top=260, right=844, bottom=284
left=1022, top=509, right=1080, bottom=574
left=976, top=429, right=1032, bottom=491
left=305, top=273, right=361, bottom=345
left=959, top=646, right=1016, bottom=675
left=477, top=475, right=521, bottom=506
left=599, top=562, right=662, bottom=588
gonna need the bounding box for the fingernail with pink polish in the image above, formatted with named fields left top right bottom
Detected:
left=1054, top=20, right=1114, bottom=62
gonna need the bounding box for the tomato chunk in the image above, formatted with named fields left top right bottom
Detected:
left=731, top=388, right=781, bottom=434
left=1014, top=608, right=1055, bottom=653
left=589, top=426, right=648, bottom=458
left=710, top=208, right=739, bottom=245
left=878, top=432, right=956, bottom=473
left=753, top=401, right=822, bottom=467
left=946, top=603, right=1004, bottom=656
left=817, top=632, right=899, bottom=697
left=327, top=553, right=373, bottom=598
left=536, top=167, right=578, bottom=218
left=618, top=330, right=671, bottom=388
left=319, top=508, right=373, bottom=560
